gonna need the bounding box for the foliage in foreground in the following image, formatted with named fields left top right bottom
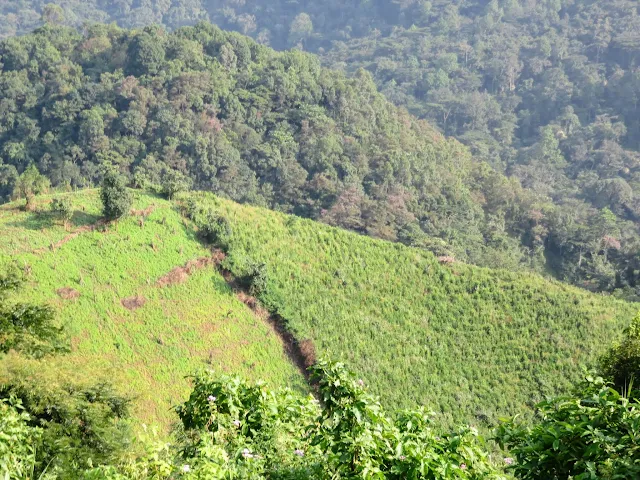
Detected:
left=82, top=360, right=510, bottom=479
left=600, top=311, right=640, bottom=397
left=5, top=360, right=640, bottom=479
left=0, top=266, right=65, bottom=358
left=497, top=376, right=640, bottom=479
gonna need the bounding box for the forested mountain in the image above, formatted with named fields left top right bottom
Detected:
left=323, top=0, right=640, bottom=298
left=0, top=23, right=553, bottom=277
left=1, top=1, right=639, bottom=298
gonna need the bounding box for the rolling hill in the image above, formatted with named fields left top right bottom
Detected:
left=0, top=190, right=306, bottom=428
left=184, top=191, right=637, bottom=427
left=3, top=188, right=633, bottom=430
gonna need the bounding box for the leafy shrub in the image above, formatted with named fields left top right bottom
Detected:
left=100, top=168, right=132, bottom=220
left=0, top=400, right=40, bottom=480
left=161, top=169, right=192, bottom=200
left=496, top=376, right=640, bottom=479
left=176, top=371, right=321, bottom=478
left=245, top=262, right=268, bottom=297
left=222, top=252, right=270, bottom=298
left=50, top=196, right=73, bottom=226
left=600, top=311, right=640, bottom=396
left=12, top=165, right=49, bottom=211
left=185, top=200, right=233, bottom=250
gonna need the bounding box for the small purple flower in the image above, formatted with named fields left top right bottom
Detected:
left=460, top=463, right=467, bottom=470
left=399, top=455, right=406, bottom=461
left=294, top=449, right=305, bottom=457
left=504, top=457, right=514, bottom=465
left=435, top=436, right=441, bottom=441
left=357, top=379, right=364, bottom=386
left=233, top=419, right=241, bottom=427
left=207, top=395, right=216, bottom=403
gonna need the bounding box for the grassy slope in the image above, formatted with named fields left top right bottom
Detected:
left=0, top=191, right=305, bottom=428
left=188, top=192, right=638, bottom=427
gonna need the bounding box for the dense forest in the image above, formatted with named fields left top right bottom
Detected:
left=323, top=0, right=640, bottom=298
left=0, top=1, right=639, bottom=298
left=0, top=23, right=556, bottom=278
left=1, top=18, right=638, bottom=299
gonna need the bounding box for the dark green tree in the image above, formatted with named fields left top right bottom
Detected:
left=161, top=168, right=192, bottom=199
left=100, top=168, right=132, bottom=220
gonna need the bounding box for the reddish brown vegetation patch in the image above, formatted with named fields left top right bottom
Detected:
left=211, top=249, right=226, bottom=265
left=130, top=205, right=156, bottom=217
left=437, top=255, right=455, bottom=265
left=56, top=287, right=80, bottom=300
left=157, top=267, right=190, bottom=287
left=121, top=295, right=146, bottom=310
left=236, top=291, right=269, bottom=320
left=156, top=256, right=215, bottom=287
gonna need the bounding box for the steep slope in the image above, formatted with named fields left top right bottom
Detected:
left=0, top=190, right=306, bottom=427
left=186, top=191, right=637, bottom=428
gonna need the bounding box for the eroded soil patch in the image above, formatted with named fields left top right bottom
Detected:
left=156, top=256, right=215, bottom=287
left=121, top=295, right=146, bottom=311
left=57, top=287, right=80, bottom=300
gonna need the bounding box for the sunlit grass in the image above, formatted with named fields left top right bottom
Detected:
left=186, top=191, right=636, bottom=428
left=0, top=191, right=306, bottom=430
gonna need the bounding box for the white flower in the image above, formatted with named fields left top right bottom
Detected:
left=181, top=464, right=191, bottom=473
left=242, top=448, right=254, bottom=459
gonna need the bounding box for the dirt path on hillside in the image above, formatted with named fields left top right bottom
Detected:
left=32, top=221, right=107, bottom=255
left=156, top=249, right=316, bottom=385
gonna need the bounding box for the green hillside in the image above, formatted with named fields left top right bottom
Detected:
left=185, top=191, right=637, bottom=427
left=1, top=188, right=636, bottom=431
left=0, top=190, right=305, bottom=427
